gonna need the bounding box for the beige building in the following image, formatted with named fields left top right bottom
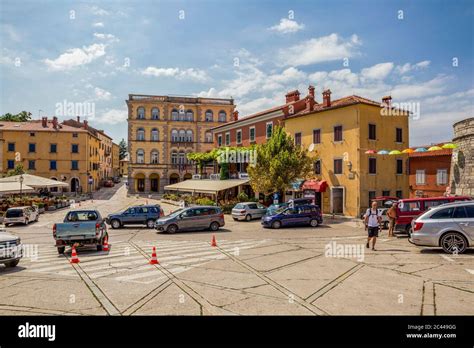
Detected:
left=126, top=94, right=235, bottom=194
left=112, top=142, right=120, bottom=177
left=119, top=154, right=129, bottom=177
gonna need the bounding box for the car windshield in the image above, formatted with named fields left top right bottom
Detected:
left=167, top=209, right=183, bottom=218
left=6, top=209, right=23, bottom=218
left=234, top=203, right=245, bottom=209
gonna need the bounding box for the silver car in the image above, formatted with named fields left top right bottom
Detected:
left=0, top=228, right=23, bottom=267
left=409, top=201, right=474, bottom=254
left=155, top=206, right=225, bottom=234
left=232, top=202, right=267, bottom=221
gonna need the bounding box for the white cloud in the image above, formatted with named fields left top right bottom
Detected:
left=269, top=18, right=304, bottom=34
left=361, top=62, right=394, bottom=80
left=44, top=43, right=106, bottom=71
left=396, top=60, right=431, bottom=74
left=90, top=6, right=109, bottom=16
left=92, top=22, right=104, bottom=28
left=277, top=33, right=361, bottom=66
left=97, top=109, right=128, bottom=125
left=142, top=66, right=209, bottom=82
left=391, top=74, right=451, bottom=99
left=2, top=24, right=21, bottom=42
left=93, top=33, right=119, bottom=42
left=94, top=87, right=112, bottom=100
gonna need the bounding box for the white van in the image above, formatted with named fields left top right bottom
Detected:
left=4, top=206, right=39, bottom=226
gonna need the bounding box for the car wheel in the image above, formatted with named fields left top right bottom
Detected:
left=383, top=221, right=389, bottom=229
left=146, top=219, right=155, bottom=229
left=111, top=219, right=121, bottom=229
left=5, top=259, right=19, bottom=267
left=35, top=215, right=39, bottom=222
left=210, top=221, right=220, bottom=231
left=167, top=224, right=178, bottom=234
left=97, top=243, right=103, bottom=251
left=272, top=220, right=281, bottom=229
left=57, top=246, right=65, bottom=254
left=440, top=232, right=467, bottom=254
left=233, top=218, right=238, bottom=221
left=245, top=214, right=252, bottom=221
left=24, top=219, right=29, bottom=226
left=405, top=225, right=412, bottom=235
left=310, top=219, right=319, bottom=227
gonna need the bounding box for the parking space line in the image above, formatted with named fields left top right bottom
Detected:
left=466, top=269, right=474, bottom=275
left=440, top=255, right=454, bottom=262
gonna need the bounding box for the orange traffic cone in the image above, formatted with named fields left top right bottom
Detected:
left=70, top=246, right=80, bottom=263
left=211, top=235, right=217, bottom=247
left=149, top=246, right=159, bottom=264
left=103, top=237, right=109, bottom=252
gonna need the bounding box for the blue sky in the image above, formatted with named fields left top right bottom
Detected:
left=1, top=0, right=473, bottom=145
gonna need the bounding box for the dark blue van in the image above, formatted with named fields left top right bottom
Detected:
left=261, top=204, right=322, bottom=229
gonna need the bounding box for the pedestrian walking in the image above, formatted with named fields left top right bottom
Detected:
left=387, top=203, right=398, bottom=237
left=364, top=201, right=382, bottom=251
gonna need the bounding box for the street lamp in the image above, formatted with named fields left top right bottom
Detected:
left=19, top=174, right=24, bottom=196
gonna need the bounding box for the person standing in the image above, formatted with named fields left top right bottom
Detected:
left=387, top=203, right=398, bottom=237
left=364, top=201, right=382, bottom=251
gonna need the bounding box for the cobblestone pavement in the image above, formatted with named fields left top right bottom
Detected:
left=1, top=184, right=473, bottom=315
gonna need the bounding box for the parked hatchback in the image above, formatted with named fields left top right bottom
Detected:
left=409, top=201, right=474, bottom=254
left=106, top=204, right=164, bottom=229
left=0, top=228, right=23, bottom=268
left=155, top=206, right=225, bottom=234
left=232, top=202, right=267, bottom=221
left=4, top=206, right=39, bottom=226
left=262, top=204, right=322, bottom=229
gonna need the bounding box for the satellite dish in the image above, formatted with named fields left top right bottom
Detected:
left=308, top=143, right=315, bottom=152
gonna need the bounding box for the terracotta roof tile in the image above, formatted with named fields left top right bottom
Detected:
left=0, top=121, right=87, bottom=132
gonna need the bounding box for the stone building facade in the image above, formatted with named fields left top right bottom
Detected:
left=450, top=117, right=474, bottom=197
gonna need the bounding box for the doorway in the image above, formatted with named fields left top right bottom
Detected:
left=331, top=187, right=344, bottom=214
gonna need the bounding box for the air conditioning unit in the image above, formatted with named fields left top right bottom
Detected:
left=210, top=174, right=220, bottom=180
left=238, top=172, right=249, bottom=179
left=192, top=174, right=201, bottom=180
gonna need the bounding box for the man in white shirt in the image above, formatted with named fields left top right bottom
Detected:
left=364, top=201, right=382, bottom=251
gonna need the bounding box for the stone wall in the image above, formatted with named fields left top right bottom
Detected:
left=450, top=117, right=474, bottom=197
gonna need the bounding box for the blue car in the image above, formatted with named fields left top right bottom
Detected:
left=261, top=204, right=322, bottom=229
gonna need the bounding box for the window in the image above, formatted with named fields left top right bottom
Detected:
left=430, top=207, right=455, bottom=219
left=137, top=107, right=145, bottom=119
left=29, top=143, right=36, bottom=153
left=396, top=128, right=403, bottom=143
left=437, top=169, right=448, bottom=185
left=50, top=160, right=57, bottom=170
left=369, top=124, right=376, bottom=140
left=217, top=135, right=223, bottom=147
left=313, top=129, right=321, bottom=144
left=334, top=125, right=343, bottom=142
left=7, top=160, right=14, bottom=169
left=382, top=190, right=390, bottom=196
left=72, top=144, right=79, bottom=153
left=137, top=128, right=145, bottom=141
left=314, top=160, right=321, bottom=175
left=136, top=149, right=144, bottom=164
left=218, top=111, right=226, bottom=122
left=453, top=207, right=467, bottom=219
left=295, top=132, right=302, bottom=146
left=399, top=201, right=420, bottom=212
left=186, top=130, right=193, bottom=142
left=185, top=110, right=194, bottom=122
left=151, top=128, right=159, bottom=141
left=151, top=150, right=159, bottom=164
left=179, top=130, right=186, bottom=142
left=171, top=130, right=179, bottom=142
left=205, top=132, right=212, bottom=143
left=225, top=132, right=230, bottom=145
left=266, top=122, right=273, bottom=139
left=396, top=190, right=403, bottom=199
left=178, top=151, right=186, bottom=165
left=71, top=160, right=79, bottom=170
left=465, top=205, right=474, bottom=218
left=249, top=127, right=256, bottom=142
left=334, top=158, right=343, bottom=174
left=396, top=159, right=403, bottom=174
left=171, top=109, right=179, bottom=121
left=151, top=108, right=159, bottom=120
left=369, top=158, right=377, bottom=174
left=30, top=132, right=35, bottom=137
left=7, top=143, right=15, bottom=152
left=236, top=130, right=242, bottom=144
left=50, top=144, right=57, bottom=153
left=28, top=160, right=35, bottom=170
left=205, top=110, right=213, bottom=122
left=368, top=191, right=376, bottom=204
left=416, top=170, right=426, bottom=185
left=72, top=133, right=78, bottom=138
left=171, top=151, right=178, bottom=164
left=425, top=200, right=448, bottom=209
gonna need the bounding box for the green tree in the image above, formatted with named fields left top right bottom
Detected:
left=0, top=111, right=32, bottom=122
left=247, top=126, right=312, bottom=198
left=118, top=138, right=128, bottom=159
left=7, top=164, right=26, bottom=177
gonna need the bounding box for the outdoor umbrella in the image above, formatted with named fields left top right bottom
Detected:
left=389, top=150, right=402, bottom=155
left=365, top=150, right=376, bottom=154
left=415, top=147, right=427, bottom=152
left=442, top=143, right=458, bottom=149
left=402, top=148, right=414, bottom=154
left=377, top=150, right=389, bottom=155
left=428, top=146, right=443, bottom=151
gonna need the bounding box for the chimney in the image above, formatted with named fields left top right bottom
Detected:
left=52, top=116, right=58, bottom=129
left=306, top=97, right=311, bottom=111
left=83, top=120, right=88, bottom=129
left=322, top=89, right=332, bottom=107
left=41, top=117, right=48, bottom=128
left=232, top=110, right=239, bottom=122
left=382, top=95, right=392, bottom=107
left=77, top=116, right=81, bottom=122
left=285, top=90, right=300, bottom=103
left=308, top=85, right=315, bottom=99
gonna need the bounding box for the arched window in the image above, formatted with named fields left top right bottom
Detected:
left=136, top=149, right=145, bottom=164
left=178, top=151, right=186, bottom=165
left=205, top=110, right=213, bottom=122
left=171, top=151, right=178, bottom=165
left=171, top=129, right=178, bottom=142
left=136, top=128, right=145, bottom=141
left=150, top=150, right=159, bottom=164
left=151, top=108, right=159, bottom=120
left=137, top=107, right=145, bottom=119
left=179, top=108, right=186, bottom=121
left=171, top=109, right=179, bottom=121
left=218, top=110, right=226, bottom=122
left=186, top=151, right=194, bottom=165
left=179, top=130, right=186, bottom=142
left=186, top=110, right=194, bottom=122
left=151, top=128, right=159, bottom=141
left=205, top=131, right=212, bottom=143
left=186, top=130, right=193, bottom=142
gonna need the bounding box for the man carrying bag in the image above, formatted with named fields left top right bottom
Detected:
left=364, top=201, right=382, bottom=251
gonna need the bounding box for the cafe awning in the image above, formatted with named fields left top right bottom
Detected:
left=0, top=174, right=69, bottom=188
left=164, top=179, right=249, bottom=194
left=0, top=182, right=35, bottom=195
left=302, top=180, right=328, bottom=192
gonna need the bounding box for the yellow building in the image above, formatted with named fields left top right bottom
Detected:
left=283, top=92, right=409, bottom=217
left=126, top=94, right=235, bottom=194
left=0, top=117, right=102, bottom=192
left=112, top=142, right=120, bottom=177
left=119, top=154, right=129, bottom=177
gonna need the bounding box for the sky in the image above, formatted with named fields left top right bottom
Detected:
left=0, top=0, right=473, bottom=146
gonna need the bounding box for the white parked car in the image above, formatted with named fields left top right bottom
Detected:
left=4, top=206, right=39, bottom=226
left=0, top=228, right=22, bottom=267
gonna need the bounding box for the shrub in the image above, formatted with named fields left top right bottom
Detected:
left=237, top=192, right=249, bottom=202
left=196, top=197, right=215, bottom=206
